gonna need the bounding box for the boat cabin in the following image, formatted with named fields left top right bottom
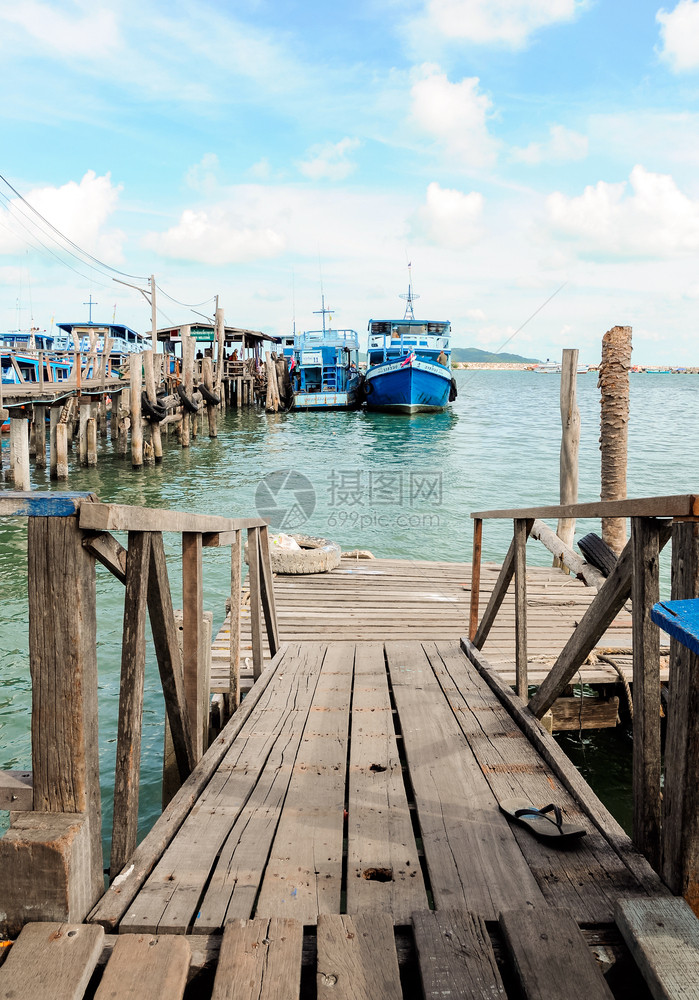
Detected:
left=292, top=329, right=360, bottom=394
left=367, top=319, right=450, bottom=366
left=55, top=322, right=151, bottom=356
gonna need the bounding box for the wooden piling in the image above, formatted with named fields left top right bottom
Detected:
left=182, top=531, right=204, bottom=760
left=203, top=358, right=217, bottom=438
left=55, top=422, right=69, bottom=480
left=556, top=349, right=580, bottom=559
left=10, top=417, right=30, bottom=491
left=34, top=404, right=46, bottom=469
left=130, top=354, right=143, bottom=468
left=143, top=349, right=163, bottom=463
left=599, top=326, right=632, bottom=554
left=181, top=330, right=192, bottom=448
left=87, top=417, right=98, bottom=467
left=79, top=400, right=91, bottom=466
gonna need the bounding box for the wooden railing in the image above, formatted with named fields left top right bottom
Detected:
left=0, top=492, right=277, bottom=935
left=467, top=493, right=699, bottom=909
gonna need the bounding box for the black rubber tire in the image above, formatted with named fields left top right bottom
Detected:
left=577, top=532, right=617, bottom=577
left=141, top=392, right=167, bottom=423
left=449, top=376, right=458, bottom=402
left=364, top=380, right=373, bottom=396
left=197, top=383, right=221, bottom=406
left=176, top=383, right=200, bottom=413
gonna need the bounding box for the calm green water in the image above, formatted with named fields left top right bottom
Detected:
left=1, top=370, right=697, bottom=856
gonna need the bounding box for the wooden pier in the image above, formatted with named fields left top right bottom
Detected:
left=0, top=493, right=698, bottom=998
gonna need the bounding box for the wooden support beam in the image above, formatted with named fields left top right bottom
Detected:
left=228, top=530, right=242, bottom=716
left=247, top=526, right=264, bottom=679
left=531, top=519, right=605, bottom=589
left=143, top=348, right=163, bottom=462
left=83, top=531, right=128, bottom=583
left=662, top=520, right=699, bottom=913
left=528, top=520, right=672, bottom=719
left=182, top=531, right=205, bottom=760
left=10, top=416, right=30, bottom=491
left=514, top=518, right=532, bottom=698
left=34, top=404, right=46, bottom=469
left=469, top=517, right=482, bottom=641
left=86, top=416, right=97, bottom=467
left=631, top=517, right=662, bottom=872
left=556, top=348, right=580, bottom=559
left=130, top=354, right=143, bottom=468
left=258, top=524, right=279, bottom=656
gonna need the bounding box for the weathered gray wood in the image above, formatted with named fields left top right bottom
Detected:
left=182, top=532, right=205, bottom=760
left=472, top=495, right=699, bottom=521
left=615, top=898, right=699, bottom=1000
left=316, top=913, right=402, bottom=1000
left=531, top=519, right=604, bottom=588
left=412, top=908, right=506, bottom=1000
left=0, top=770, right=32, bottom=809
left=79, top=502, right=265, bottom=534
left=78, top=400, right=90, bottom=466
left=148, top=533, right=196, bottom=782
left=10, top=417, right=30, bottom=491
left=143, top=348, right=163, bottom=462
left=27, top=516, right=103, bottom=902
left=556, top=348, right=580, bottom=554
left=500, top=905, right=614, bottom=1000
left=94, top=934, right=190, bottom=1000
left=229, top=531, right=241, bottom=715
left=662, top=520, right=699, bottom=908
left=247, top=526, right=264, bottom=679
left=463, top=637, right=671, bottom=899
left=0, top=922, right=104, bottom=1000
left=110, top=531, right=151, bottom=880
left=469, top=517, right=482, bottom=640
left=34, top=403, right=46, bottom=468
left=528, top=520, right=672, bottom=718
left=631, top=517, right=662, bottom=871
left=386, top=640, right=543, bottom=919
left=86, top=415, right=97, bottom=466
left=211, top=918, right=302, bottom=1000
left=130, top=354, right=143, bottom=468
left=83, top=531, right=128, bottom=583
left=514, top=518, right=531, bottom=697
left=258, top=524, right=279, bottom=656
left=89, top=645, right=290, bottom=930
left=202, top=357, right=217, bottom=439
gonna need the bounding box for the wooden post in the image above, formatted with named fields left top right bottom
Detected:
left=117, top=390, right=129, bottom=456
left=214, top=305, right=225, bottom=400
left=599, top=326, right=632, bottom=554
left=556, top=349, right=580, bottom=562
left=631, top=517, right=662, bottom=871
left=662, top=520, right=699, bottom=913
left=227, top=531, right=242, bottom=718
left=55, top=422, right=69, bottom=480
left=34, top=404, right=46, bottom=468
left=143, top=348, right=163, bottom=462
left=258, top=525, right=280, bottom=655
left=202, top=357, right=217, bottom=438
left=79, top=400, right=91, bottom=466
left=87, top=417, right=98, bottom=467
left=236, top=376, right=243, bottom=409
left=247, top=526, right=264, bottom=678
left=0, top=515, right=103, bottom=933
left=469, top=518, right=483, bottom=641
left=182, top=532, right=204, bottom=760
left=130, top=353, right=143, bottom=468
left=181, top=330, right=192, bottom=448
left=110, top=532, right=151, bottom=880
left=514, top=518, right=530, bottom=698
left=10, top=417, right=30, bottom=491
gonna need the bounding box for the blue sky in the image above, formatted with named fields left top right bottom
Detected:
left=2, top=0, right=699, bottom=362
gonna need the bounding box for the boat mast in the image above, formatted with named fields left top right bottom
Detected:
left=399, top=263, right=420, bottom=320
left=313, top=295, right=333, bottom=335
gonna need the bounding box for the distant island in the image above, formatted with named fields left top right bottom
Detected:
left=451, top=347, right=541, bottom=364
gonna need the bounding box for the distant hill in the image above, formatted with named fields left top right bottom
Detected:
left=451, top=347, right=541, bottom=364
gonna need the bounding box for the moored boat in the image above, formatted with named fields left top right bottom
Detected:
left=290, top=298, right=363, bottom=411
left=364, top=273, right=455, bottom=413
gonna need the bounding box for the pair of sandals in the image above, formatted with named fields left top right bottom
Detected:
left=500, top=798, right=586, bottom=842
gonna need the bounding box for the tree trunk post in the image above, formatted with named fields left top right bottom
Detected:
left=556, top=349, right=580, bottom=564
left=599, top=326, right=631, bottom=554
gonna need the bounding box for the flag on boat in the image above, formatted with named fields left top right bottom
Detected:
left=400, top=351, right=416, bottom=367
left=289, top=357, right=295, bottom=370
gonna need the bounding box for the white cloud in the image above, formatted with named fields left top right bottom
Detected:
left=0, top=1, right=121, bottom=59
left=143, top=206, right=285, bottom=265
left=512, top=124, right=588, bottom=164
left=547, top=165, right=699, bottom=258
left=410, top=65, right=498, bottom=168
left=422, top=0, right=583, bottom=48
left=411, top=181, right=484, bottom=248
left=657, top=1, right=699, bottom=72
left=0, top=171, right=125, bottom=262
left=298, top=138, right=361, bottom=181
left=185, top=154, right=220, bottom=194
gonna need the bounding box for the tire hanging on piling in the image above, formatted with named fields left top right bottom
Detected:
left=176, top=383, right=200, bottom=413
left=197, top=383, right=221, bottom=406
left=449, top=377, right=458, bottom=402
left=141, top=391, right=168, bottom=423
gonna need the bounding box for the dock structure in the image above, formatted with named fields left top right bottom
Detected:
left=1, top=493, right=698, bottom=998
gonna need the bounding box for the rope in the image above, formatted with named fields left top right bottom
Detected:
left=597, top=653, right=633, bottom=721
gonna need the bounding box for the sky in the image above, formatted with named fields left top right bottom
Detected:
left=2, top=0, right=699, bottom=363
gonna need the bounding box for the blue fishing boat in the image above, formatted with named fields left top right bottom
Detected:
left=54, top=320, right=151, bottom=357
left=290, top=298, right=363, bottom=410
left=364, top=272, right=456, bottom=413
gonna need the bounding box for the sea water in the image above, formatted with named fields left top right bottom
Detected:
left=0, top=369, right=696, bottom=858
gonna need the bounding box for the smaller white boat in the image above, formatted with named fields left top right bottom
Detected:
left=533, top=359, right=589, bottom=374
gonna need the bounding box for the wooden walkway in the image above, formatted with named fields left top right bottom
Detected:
left=13, top=638, right=691, bottom=999
left=211, top=557, right=666, bottom=695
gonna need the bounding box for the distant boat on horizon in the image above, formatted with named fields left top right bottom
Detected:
left=532, top=359, right=590, bottom=374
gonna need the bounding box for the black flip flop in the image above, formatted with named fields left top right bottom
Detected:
left=499, top=797, right=587, bottom=842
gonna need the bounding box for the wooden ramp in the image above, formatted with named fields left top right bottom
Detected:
left=73, top=638, right=690, bottom=999
left=211, top=557, right=664, bottom=695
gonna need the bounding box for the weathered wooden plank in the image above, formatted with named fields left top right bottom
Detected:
left=412, top=908, right=506, bottom=1000
left=0, top=922, right=104, bottom=1000
left=110, top=531, right=151, bottom=880
left=499, top=906, right=614, bottom=1000
left=528, top=520, right=672, bottom=718
left=83, top=531, right=128, bottom=583
left=346, top=642, right=427, bottom=922
left=514, top=518, right=532, bottom=697
left=463, top=638, right=670, bottom=900
left=228, top=530, right=242, bottom=714
left=316, top=913, right=402, bottom=1000
left=148, top=533, right=196, bottom=782
left=258, top=525, right=279, bottom=656
left=88, top=645, right=290, bottom=930
left=0, top=770, right=32, bottom=810
left=255, top=643, right=354, bottom=924
left=531, top=519, right=604, bottom=588
left=182, top=532, right=205, bottom=760
left=0, top=491, right=93, bottom=518
left=469, top=517, right=482, bottom=640
left=385, top=640, right=543, bottom=919
left=94, top=934, right=190, bottom=1000
left=247, top=526, right=264, bottom=680
left=472, top=494, right=699, bottom=521
left=79, top=502, right=266, bottom=534
left=211, top=918, right=302, bottom=1000
left=631, top=517, right=662, bottom=871
left=615, top=898, right=699, bottom=1000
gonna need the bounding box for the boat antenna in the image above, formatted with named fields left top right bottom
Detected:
left=313, top=294, right=333, bottom=335
left=399, top=262, right=419, bottom=320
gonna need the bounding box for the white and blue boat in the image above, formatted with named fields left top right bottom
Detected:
left=364, top=275, right=456, bottom=413
left=54, top=320, right=151, bottom=357
left=290, top=298, right=363, bottom=411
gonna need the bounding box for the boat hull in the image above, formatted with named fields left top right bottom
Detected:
left=365, top=359, right=451, bottom=413
left=292, top=379, right=363, bottom=411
